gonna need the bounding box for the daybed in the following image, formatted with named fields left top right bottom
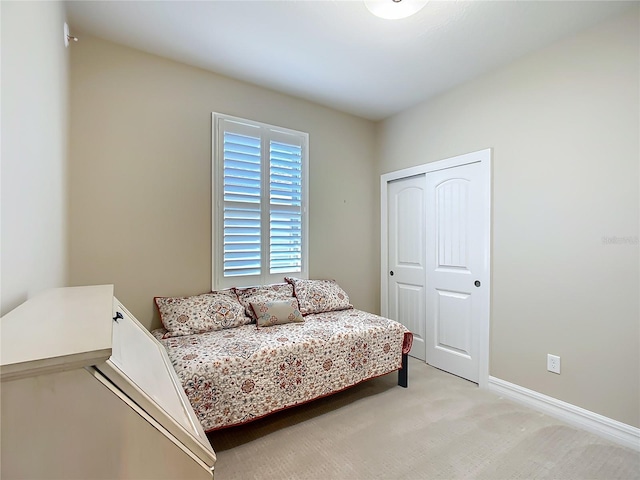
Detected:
left=152, top=278, right=413, bottom=432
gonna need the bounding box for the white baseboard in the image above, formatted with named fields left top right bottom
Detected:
left=487, top=376, right=640, bottom=451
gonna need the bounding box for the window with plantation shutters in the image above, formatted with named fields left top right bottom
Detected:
left=212, top=114, right=308, bottom=289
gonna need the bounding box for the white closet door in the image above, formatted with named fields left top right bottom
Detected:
left=387, top=174, right=427, bottom=361
left=425, top=159, right=489, bottom=383
left=382, top=149, right=491, bottom=385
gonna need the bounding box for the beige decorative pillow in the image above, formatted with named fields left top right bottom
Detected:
left=155, top=290, right=250, bottom=338
left=234, top=283, right=298, bottom=320
left=284, top=277, right=353, bottom=315
left=251, top=299, right=304, bottom=328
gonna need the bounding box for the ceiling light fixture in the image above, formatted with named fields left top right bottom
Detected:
left=364, top=0, right=428, bottom=20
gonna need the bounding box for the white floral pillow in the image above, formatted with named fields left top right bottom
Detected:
left=155, top=290, right=250, bottom=338
left=284, top=277, right=353, bottom=315
left=251, top=300, right=304, bottom=328
left=234, top=283, right=298, bottom=320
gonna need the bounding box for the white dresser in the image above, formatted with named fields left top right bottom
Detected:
left=0, top=285, right=216, bottom=480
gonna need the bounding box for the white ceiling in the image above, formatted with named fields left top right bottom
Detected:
left=65, top=1, right=633, bottom=121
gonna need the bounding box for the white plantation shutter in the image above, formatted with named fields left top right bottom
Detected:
left=269, top=134, right=303, bottom=274
left=213, top=114, right=308, bottom=289
left=223, top=127, right=262, bottom=277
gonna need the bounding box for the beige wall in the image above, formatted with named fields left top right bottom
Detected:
left=1, top=1, right=69, bottom=316
left=68, top=34, right=378, bottom=330
left=377, top=9, right=639, bottom=427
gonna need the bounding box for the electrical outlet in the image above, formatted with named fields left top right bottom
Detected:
left=547, top=354, right=561, bottom=374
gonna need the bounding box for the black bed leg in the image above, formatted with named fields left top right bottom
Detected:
left=398, top=353, right=408, bottom=388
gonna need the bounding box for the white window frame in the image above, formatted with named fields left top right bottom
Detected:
left=212, top=113, right=309, bottom=290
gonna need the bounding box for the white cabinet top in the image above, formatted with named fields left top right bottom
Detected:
left=1, top=285, right=114, bottom=381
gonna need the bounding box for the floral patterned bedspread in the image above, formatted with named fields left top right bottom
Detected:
left=153, top=309, right=413, bottom=432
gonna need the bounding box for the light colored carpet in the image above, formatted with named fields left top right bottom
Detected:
left=208, top=358, right=639, bottom=479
